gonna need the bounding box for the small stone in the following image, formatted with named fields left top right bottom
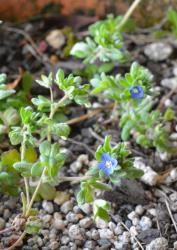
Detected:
left=54, top=191, right=70, bottom=205
left=42, top=201, right=54, bottom=214
left=146, top=237, right=168, bottom=250
left=49, top=241, right=60, bottom=250
left=70, top=161, right=82, bottom=173
left=84, top=240, right=96, bottom=249
left=139, top=216, right=152, bottom=231
left=174, top=241, right=177, bottom=249
left=91, top=229, right=100, bottom=240
left=66, top=212, right=79, bottom=223
left=60, top=201, right=73, bottom=214
left=96, top=218, right=108, bottom=229
left=79, top=217, right=93, bottom=229
left=42, top=214, right=52, bottom=224
left=122, top=231, right=131, bottom=243
left=148, top=208, right=157, bottom=217
left=108, top=222, right=116, bottom=231
left=114, top=225, right=123, bottom=235
left=0, top=218, right=5, bottom=230
left=53, top=218, right=65, bottom=231
left=46, top=29, right=65, bottom=49
left=132, top=218, right=140, bottom=227
left=61, top=236, right=70, bottom=245
left=79, top=203, right=92, bottom=215
left=135, top=205, right=144, bottom=215
left=161, top=77, right=177, bottom=90
left=170, top=169, right=177, bottom=181
left=127, top=211, right=137, bottom=221
left=144, top=42, right=172, bottom=62
left=169, top=192, right=177, bottom=202
left=99, top=228, right=114, bottom=239
left=129, top=226, right=138, bottom=236
left=69, top=225, right=84, bottom=240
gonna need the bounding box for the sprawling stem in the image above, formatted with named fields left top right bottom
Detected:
left=25, top=167, right=46, bottom=217
left=117, top=0, right=142, bottom=30
left=26, top=90, right=68, bottom=217
left=21, top=127, right=30, bottom=208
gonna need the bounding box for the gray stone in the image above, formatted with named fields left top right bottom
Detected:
left=60, top=201, right=73, bottom=214
left=139, top=216, right=152, bottom=231
left=91, top=229, right=100, bottom=240
left=84, top=240, right=96, bottom=249
left=144, top=42, right=172, bottom=61
left=53, top=218, right=65, bottom=230
left=49, top=241, right=60, bottom=250
left=79, top=217, right=93, bottom=229
left=68, top=225, right=85, bottom=240
left=99, top=229, right=114, bottom=239
left=161, top=78, right=177, bottom=89
left=79, top=203, right=92, bottom=215
left=61, top=236, right=70, bottom=245
left=42, top=201, right=54, bottom=214
left=146, top=237, right=168, bottom=250
left=66, top=212, right=79, bottom=223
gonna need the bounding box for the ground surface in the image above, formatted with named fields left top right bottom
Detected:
left=0, top=13, right=177, bottom=250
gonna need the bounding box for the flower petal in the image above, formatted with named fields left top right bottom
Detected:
left=101, top=153, right=111, bottom=161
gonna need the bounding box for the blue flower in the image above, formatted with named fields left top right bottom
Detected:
left=98, top=153, right=117, bottom=176
left=129, top=86, right=144, bottom=99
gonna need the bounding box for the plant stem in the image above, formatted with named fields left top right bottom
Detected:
left=25, top=167, right=46, bottom=217
left=59, top=175, right=91, bottom=182
left=21, top=127, right=30, bottom=208
left=117, top=0, right=142, bottom=30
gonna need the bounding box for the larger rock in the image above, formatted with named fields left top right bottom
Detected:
left=161, top=78, right=177, bottom=89
left=144, top=42, right=172, bottom=61
left=146, top=237, right=168, bottom=250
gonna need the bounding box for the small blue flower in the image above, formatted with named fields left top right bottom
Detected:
left=98, top=153, right=117, bottom=176
left=129, top=86, right=144, bottom=99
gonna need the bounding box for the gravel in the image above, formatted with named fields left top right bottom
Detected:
left=146, top=237, right=168, bottom=250
left=144, top=42, right=173, bottom=61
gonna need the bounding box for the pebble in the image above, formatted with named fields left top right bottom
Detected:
left=61, top=236, right=70, bottom=245
left=144, top=42, right=172, bottom=61
left=161, top=77, right=177, bottom=89
left=79, top=217, right=93, bottom=228
left=79, top=203, right=92, bottom=215
left=68, top=225, right=85, bottom=240
left=122, top=231, right=131, bottom=243
left=114, top=225, right=123, bottom=235
left=46, top=29, right=65, bottom=49
left=66, top=212, right=79, bottom=223
left=49, top=241, right=60, bottom=250
left=54, top=191, right=70, bottom=205
left=0, top=218, right=5, bottom=230
left=139, top=216, right=152, bottom=231
left=52, top=218, right=65, bottom=230
left=91, top=229, right=100, bottom=240
left=42, top=201, right=54, bottom=214
left=135, top=205, right=144, bottom=215
left=127, top=211, right=137, bottom=221
left=60, top=201, right=73, bottom=214
left=146, top=237, right=168, bottom=250
left=96, top=218, right=108, bottom=229
left=174, top=241, right=177, bottom=249
left=84, top=240, right=96, bottom=249
left=99, top=229, right=114, bottom=239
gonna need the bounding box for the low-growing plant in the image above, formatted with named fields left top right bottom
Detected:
left=90, top=62, right=174, bottom=153
left=0, top=69, right=143, bottom=249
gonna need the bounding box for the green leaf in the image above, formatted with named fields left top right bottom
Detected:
left=90, top=181, right=112, bottom=191
left=25, top=220, right=42, bottom=235
left=36, top=73, right=52, bottom=88
left=0, top=73, right=6, bottom=84
left=164, top=108, right=174, bottom=121
left=22, top=71, right=32, bottom=93
left=13, top=161, right=32, bottom=176
left=70, top=42, right=92, bottom=58
left=31, top=162, right=44, bottom=177
left=24, top=147, right=38, bottom=163
left=55, top=69, right=65, bottom=84
left=38, top=183, right=56, bottom=200
left=3, top=107, right=19, bottom=126
left=9, top=127, right=23, bottom=145
left=39, top=141, right=51, bottom=156
left=52, top=123, right=70, bottom=139
left=1, top=149, right=20, bottom=168
left=20, top=106, right=33, bottom=124
left=0, top=89, right=15, bottom=100
left=93, top=199, right=110, bottom=221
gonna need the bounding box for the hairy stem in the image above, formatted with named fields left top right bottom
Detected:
left=59, top=175, right=91, bottom=182
left=117, top=0, right=142, bottom=30
left=25, top=167, right=46, bottom=217
left=21, top=127, right=30, bottom=208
